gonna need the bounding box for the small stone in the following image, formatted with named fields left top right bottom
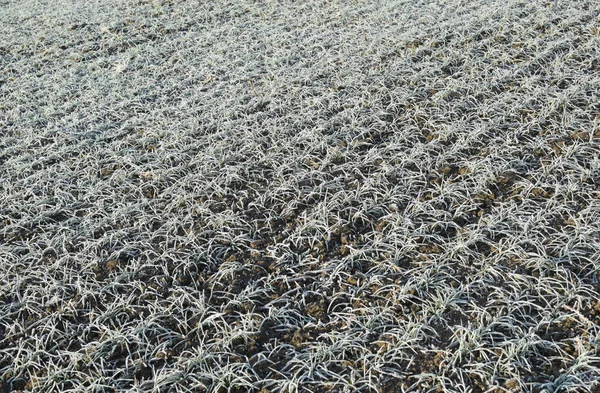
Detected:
left=504, top=378, right=519, bottom=390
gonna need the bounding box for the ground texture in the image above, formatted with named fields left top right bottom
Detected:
left=2, top=0, right=600, bottom=392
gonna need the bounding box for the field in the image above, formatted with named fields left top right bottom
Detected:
left=1, top=0, right=600, bottom=392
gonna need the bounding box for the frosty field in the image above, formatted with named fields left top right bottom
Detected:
left=1, top=0, right=600, bottom=392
